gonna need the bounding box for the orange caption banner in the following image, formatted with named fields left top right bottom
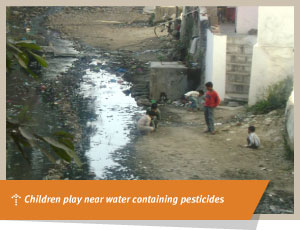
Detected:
left=0, top=180, right=268, bottom=220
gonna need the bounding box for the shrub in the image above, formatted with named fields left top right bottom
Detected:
left=248, top=77, right=293, bottom=114
left=148, top=13, right=155, bottom=26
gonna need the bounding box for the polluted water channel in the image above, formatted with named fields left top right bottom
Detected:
left=7, top=25, right=145, bottom=180
left=79, top=59, right=144, bottom=179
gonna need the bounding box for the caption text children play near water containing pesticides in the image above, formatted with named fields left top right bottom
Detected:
left=24, top=194, right=225, bottom=206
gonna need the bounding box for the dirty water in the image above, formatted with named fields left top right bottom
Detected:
left=78, top=60, right=144, bottom=179
left=6, top=11, right=146, bottom=180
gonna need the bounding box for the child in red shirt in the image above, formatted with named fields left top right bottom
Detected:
left=204, top=82, right=220, bottom=134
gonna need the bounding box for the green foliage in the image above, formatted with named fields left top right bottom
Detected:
left=7, top=120, right=82, bottom=167
left=248, top=77, right=293, bottom=114
left=6, top=39, right=82, bottom=167
left=148, top=13, right=155, bottom=26
left=185, top=54, right=193, bottom=68
left=174, top=40, right=187, bottom=61
left=157, top=54, right=165, bottom=63
left=6, top=39, right=48, bottom=79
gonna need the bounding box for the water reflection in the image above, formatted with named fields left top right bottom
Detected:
left=7, top=27, right=145, bottom=180
left=80, top=59, right=143, bottom=178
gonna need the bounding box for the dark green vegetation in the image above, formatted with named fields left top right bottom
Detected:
left=6, top=39, right=48, bottom=78
left=6, top=38, right=82, bottom=167
left=247, top=77, right=293, bottom=114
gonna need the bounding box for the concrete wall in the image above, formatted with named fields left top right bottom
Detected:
left=248, top=7, right=294, bottom=105
left=257, top=7, right=294, bottom=47
left=150, top=62, right=187, bottom=101
left=285, top=90, right=294, bottom=151
left=205, top=29, right=227, bottom=100
left=236, top=6, right=258, bottom=34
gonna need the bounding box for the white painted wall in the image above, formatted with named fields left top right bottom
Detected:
left=205, top=29, right=227, bottom=100
left=205, top=30, right=214, bottom=83
left=236, top=6, right=258, bottom=34
left=257, top=7, right=294, bottom=47
left=248, top=6, right=294, bottom=105
left=285, top=90, right=294, bottom=151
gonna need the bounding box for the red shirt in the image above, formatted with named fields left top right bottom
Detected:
left=205, top=90, right=220, bottom=107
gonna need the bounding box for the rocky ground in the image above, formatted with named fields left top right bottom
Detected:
left=135, top=104, right=294, bottom=213
left=7, top=6, right=294, bottom=213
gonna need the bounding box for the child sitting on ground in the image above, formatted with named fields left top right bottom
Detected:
left=246, top=126, right=260, bottom=149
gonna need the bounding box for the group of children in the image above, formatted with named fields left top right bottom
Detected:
left=137, top=81, right=260, bottom=149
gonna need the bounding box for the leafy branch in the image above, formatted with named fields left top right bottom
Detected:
left=6, top=39, right=82, bottom=167
left=6, top=39, right=48, bottom=79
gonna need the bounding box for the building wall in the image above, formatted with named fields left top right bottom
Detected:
left=257, top=7, right=294, bottom=47
left=285, top=90, right=294, bottom=151
left=248, top=6, right=294, bottom=105
left=205, top=30, right=214, bottom=83
left=205, top=30, right=227, bottom=100
left=236, top=6, right=258, bottom=34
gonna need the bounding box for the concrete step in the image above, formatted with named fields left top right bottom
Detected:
left=227, top=53, right=252, bottom=64
left=226, top=34, right=257, bottom=46
left=226, top=74, right=250, bottom=84
left=225, top=93, right=249, bottom=102
left=226, top=44, right=253, bottom=55
left=226, top=63, right=251, bottom=72
left=226, top=71, right=251, bottom=76
left=226, top=81, right=250, bottom=86
left=227, top=62, right=251, bottom=66
left=226, top=84, right=250, bottom=95
left=226, top=52, right=252, bottom=57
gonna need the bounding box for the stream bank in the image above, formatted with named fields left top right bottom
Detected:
left=7, top=7, right=156, bottom=180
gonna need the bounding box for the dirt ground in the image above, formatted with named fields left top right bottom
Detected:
left=135, top=105, right=293, bottom=185
left=135, top=105, right=294, bottom=213
left=46, top=7, right=294, bottom=212
left=47, top=7, right=166, bottom=53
